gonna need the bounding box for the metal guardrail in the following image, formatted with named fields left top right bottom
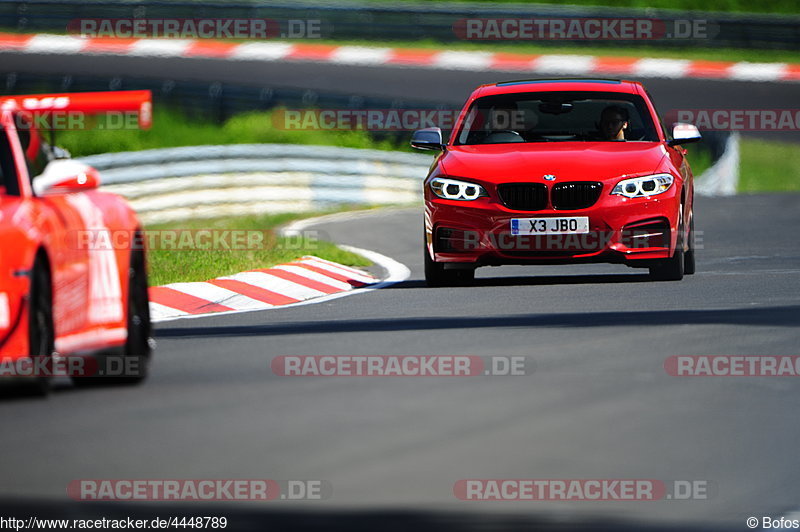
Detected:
left=83, top=139, right=737, bottom=225
left=694, top=132, right=739, bottom=196
left=2, top=0, right=799, bottom=50
left=83, top=144, right=431, bottom=223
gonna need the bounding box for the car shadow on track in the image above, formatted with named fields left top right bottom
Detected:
left=155, top=305, right=800, bottom=340
left=389, top=273, right=653, bottom=289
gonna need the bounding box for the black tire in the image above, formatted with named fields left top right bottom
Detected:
left=26, top=253, right=55, bottom=396
left=111, top=247, right=152, bottom=384
left=684, top=214, right=696, bottom=275
left=424, top=239, right=475, bottom=287
left=649, top=208, right=685, bottom=282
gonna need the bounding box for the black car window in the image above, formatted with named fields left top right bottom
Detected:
left=0, top=125, right=20, bottom=196
left=455, top=91, right=659, bottom=145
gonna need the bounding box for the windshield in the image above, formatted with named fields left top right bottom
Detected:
left=455, top=91, right=659, bottom=145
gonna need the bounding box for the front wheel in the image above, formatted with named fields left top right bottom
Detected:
left=26, top=254, right=55, bottom=396
left=649, top=209, right=685, bottom=282
left=424, top=241, right=474, bottom=287
left=684, top=214, right=696, bottom=275
left=115, top=247, right=153, bottom=384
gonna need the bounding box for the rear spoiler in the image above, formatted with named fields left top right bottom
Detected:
left=1, top=90, right=151, bottom=160
left=1, top=90, right=152, bottom=129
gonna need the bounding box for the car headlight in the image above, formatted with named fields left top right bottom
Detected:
left=430, top=177, right=488, bottom=201
left=611, top=173, right=674, bottom=198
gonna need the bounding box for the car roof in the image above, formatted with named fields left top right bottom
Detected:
left=472, top=79, right=644, bottom=99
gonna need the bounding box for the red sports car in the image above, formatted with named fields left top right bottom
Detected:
left=413, top=79, right=701, bottom=286
left=0, top=90, right=153, bottom=394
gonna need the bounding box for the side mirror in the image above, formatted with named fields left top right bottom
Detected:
left=32, top=160, right=101, bottom=196
left=668, top=123, right=702, bottom=147
left=411, top=127, right=445, bottom=151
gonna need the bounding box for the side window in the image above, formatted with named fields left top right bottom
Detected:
left=0, top=126, right=20, bottom=196
left=644, top=89, right=671, bottom=142
left=15, top=113, right=51, bottom=181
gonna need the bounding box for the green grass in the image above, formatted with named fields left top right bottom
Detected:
left=685, top=145, right=713, bottom=177
left=739, top=138, right=800, bottom=193
left=58, top=108, right=403, bottom=158
left=145, top=209, right=372, bottom=286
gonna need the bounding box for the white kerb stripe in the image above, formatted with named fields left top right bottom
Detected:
left=128, top=39, right=194, bottom=57
left=272, top=265, right=353, bottom=291
left=25, top=34, right=87, bottom=54
left=330, top=46, right=392, bottom=65
left=149, top=301, right=191, bottom=320
left=432, top=51, right=494, bottom=70
left=163, top=282, right=270, bottom=310
left=532, top=55, right=595, bottom=74
left=728, top=62, right=787, bottom=81
left=302, top=255, right=374, bottom=277
left=220, top=271, right=326, bottom=300
left=230, top=42, right=294, bottom=60
left=633, top=58, right=690, bottom=78
left=297, top=258, right=376, bottom=284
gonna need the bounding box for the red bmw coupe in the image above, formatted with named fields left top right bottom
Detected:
left=413, top=79, right=701, bottom=286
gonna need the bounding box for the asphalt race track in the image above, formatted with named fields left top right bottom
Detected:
left=1, top=193, right=799, bottom=530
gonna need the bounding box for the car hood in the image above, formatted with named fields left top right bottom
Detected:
left=440, top=142, right=669, bottom=184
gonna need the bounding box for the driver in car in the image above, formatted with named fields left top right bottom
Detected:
left=598, top=105, right=629, bottom=141
left=481, top=102, right=526, bottom=143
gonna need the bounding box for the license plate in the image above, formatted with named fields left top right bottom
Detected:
left=510, top=217, right=590, bottom=235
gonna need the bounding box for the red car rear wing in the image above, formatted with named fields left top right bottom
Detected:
left=1, top=90, right=152, bottom=129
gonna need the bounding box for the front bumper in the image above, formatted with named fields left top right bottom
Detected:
left=425, top=185, right=681, bottom=268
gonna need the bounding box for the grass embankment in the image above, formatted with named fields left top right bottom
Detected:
left=58, top=109, right=402, bottom=158
left=739, top=139, right=800, bottom=193
left=145, top=211, right=372, bottom=286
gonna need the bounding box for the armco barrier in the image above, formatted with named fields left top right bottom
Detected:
left=82, top=144, right=432, bottom=223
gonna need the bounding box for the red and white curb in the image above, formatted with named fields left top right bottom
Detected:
left=149, top=255, right=384, bottom=322
left=1, top=32, right=798, bottom=82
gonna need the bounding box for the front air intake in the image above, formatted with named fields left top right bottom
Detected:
left=497, top=183, right=548, bottom=211
left=551, top=182, right=603, bottom=210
